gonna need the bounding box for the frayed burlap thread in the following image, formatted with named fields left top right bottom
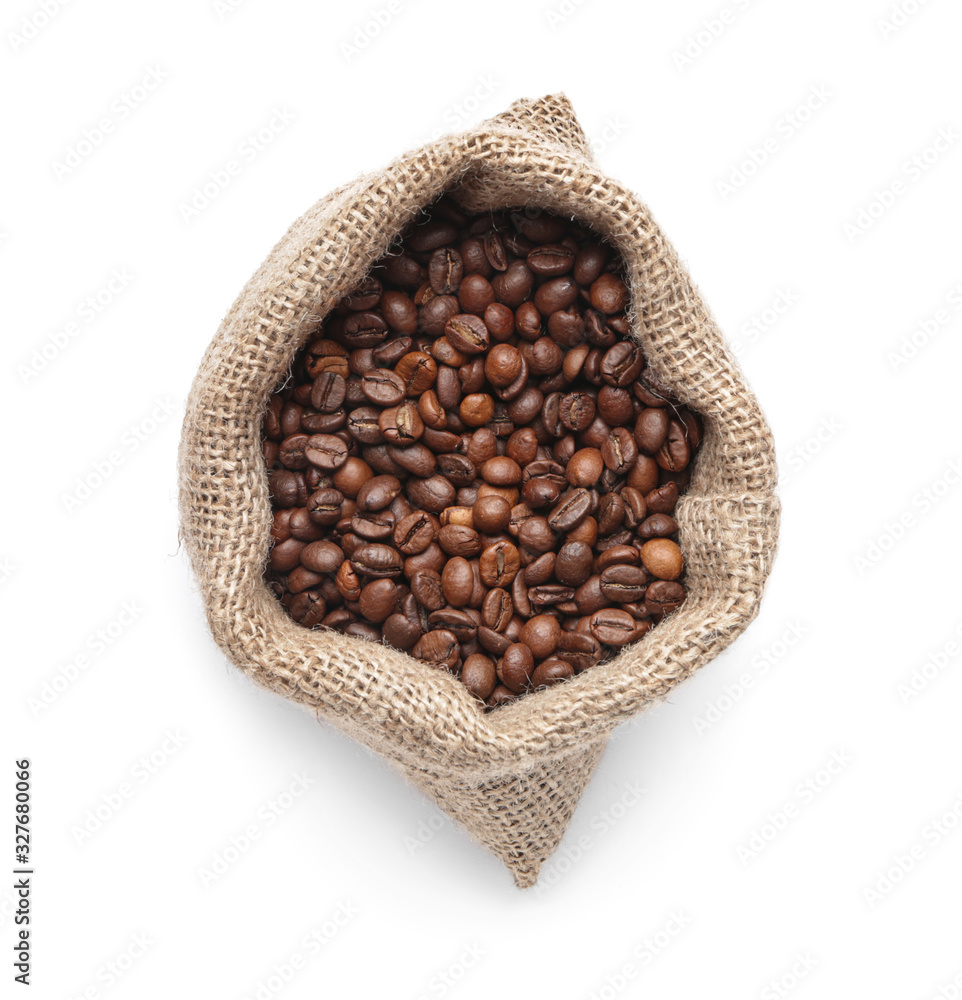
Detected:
left=178, top=94, right=780, bottom=887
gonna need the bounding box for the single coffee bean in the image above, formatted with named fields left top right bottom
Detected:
left=547, top=488, right=592, bottom=532
left=657, top=419, right=691, bottom=472
left=590, top=273, right=629, bottom=314
left=555, top=541, right=594, bottom=587
left=429, top=247, right=463, bottom=295
left=304, top=434, right=348, bottom=472
left=599, top=564, right=648, bottom=602
left=498, top=643, right=534, bottom=693
left=461, top=654, right=497, bottom=700
left=531, top=659, right=574, bottom=687
left=589, top=608, right=640, bottom=646
left=645, top=481, right=679, bottom=514
left=356, top=475, right=402, bottom=512
left=438, top=523, right=482, bottom=558
left=566, top=448, right=605, bottom=488
left=645, top=580, right=686, bottom=617
left=445, top=313, right=490, bottom=355
left=640, top=539, right=684, bottom=580
left=481, top=588, right=513, bottom=631
left=352, top=543, right=403, bottom=578
left=299, top=540, right=344, bottom=574
left=519, top=614, right=561, bottom=659
left=639, top=513, right=679, bottom=539
left=412, top=629, right=460, bottom=670
left=635, top=408, right=670, bottom=453
left=359, top=579, right=399, bottom=623
left=479, top=540, right=521, bottom=587
left=601, top=427, right=638, bottom=475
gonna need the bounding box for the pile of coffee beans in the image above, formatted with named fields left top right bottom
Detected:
left=263, top=197, right=702, bottom=709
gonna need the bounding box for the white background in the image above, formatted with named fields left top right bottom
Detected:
left=3, top=0, right=961, bottom=997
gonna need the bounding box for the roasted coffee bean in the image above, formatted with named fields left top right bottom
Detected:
left=589, top=608, right=640, bottom=645
left=548, top=488, right=591, bottom=532
left=567, top=448, right=605, bottom=488
left=438, top=523, right=482, bottom=557
left=498, top=643, right=534, bottom=693
left=646, top=481, right=679, bottom=514
left=555, top=541, right=594, bottom=587
left=352, top=543, right=403, bottom=578
left=657, top=419, right=691, bottom=472
left=531, top=659, right=574, bottom=687
left=429, top=247, right=462, bottom=295
left=462, top=654, right=497, bottom=700
left=644, top=580, right=686, bottom=618
left=394, top=512, right=437, bottom=554
left=311, top=372, right=347, bottom=413
left=441, top=557, right=474, bottom=607
left=600, top=342, right=645, bottom=387
left=381, top=290, right=418, bottom=334
left=601, top=427, right=638, bottom=474
left=357, top=475, right=402, bottom=512
left=264, top=202, right=703, bottom=705
left=428, top=608, right=478, bottom=642
left=479, top=540, right=521, bottom=587
left=394, top=351, right=438, bottom=395
left=559, top=392, right=596, bottom=432
left=481, top=588, right=513, bottom=631
left=472, top=495, right=511, bottom=533
left=445, top=313, right=489, bottom=355
left=304, top=434, right=348, bottom=471
left=383, top=612, right=421, bottom=650
left=406, top=475, right=456, bottom=513
left=519, top=614, right=561, bottom=659
left=361, top=368, right=405, bottom=406
left=412, top=629, right=460, bottom=670
left=600, top=565, right=648, bottom=602
left=527, top=243, right=575, bottom=276
left=359, top=579, right=399, bottom=623
left=640, top=539, right=684, bottom=580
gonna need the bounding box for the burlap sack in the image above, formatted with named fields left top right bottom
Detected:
left=179, top=94, right=780, bottom=887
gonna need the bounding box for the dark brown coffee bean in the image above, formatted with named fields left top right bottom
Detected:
left=483, top=230, right=508, bottom=271
left=566, top=448, right=604, bottom=488
left=394, top=512, right=438, bottom=555
left=555, top=541, right=594, bottom=587
left=459, top=393, right=495, bottom=428
left=356, top=475, right=402, bottom=512
left=359, top=579, right=399, bottom=623
left=645, top=481, right=679, bottom=514
left=436, top=453, right=476, bottom=487
left=554, top=630, right=602, bottom=672
left=600, top=342, right=645, bottom=388
left=498, top=643, right=534, bottom=693
left=472, top=495, right=511, bottom=533
left=590, top=273, right=628, bottom=314
left=559, top=392, right=596, bottom=432
left=519, top=614, right=561, bottom=659
left=531, top=659, right=574, bottom=687
left=334, top=561, right=361, bottom=601
left=458, top=273, right=495, bottom=314
left=534, top=276, right=579, bottom=315
left=627, top=454, right=660, bottom=494
left=351, top=509, right=395, bottom=541
left=479, top=540, right=521, bottom=587
left=481, top=588, right=513, bottom=631
left=634, top=408, right=670, bottom=454
left=644, top=580, right=686, bottom=619
left=573, top=243, right=607, bottom=286
left=379, top=402, right=424, bottom=444
left=360, top=368, right=405, bottom=406
left=527, top=243, right=575, bottom=276
left=589, top=608, right=640, bottom=645
left=428, top=608, right=478, bottom=642
left=601, top=426, right=638, bottom=475
left=352, top=543, right=403, bottom=578
left=481, top=456, right=522, bottom=486
left=429, top=247, right=462, bottom=295
left=406, top=475, right=456, bottom=513
left=444, top=313, right=490, bottom=355
left=492, top=261, right=534, bottom=308
left=523, top=551, right=556, bottom=586
left=388, top=443, right=436, bottom=477
left=461, top=654, right=497, bottom=700
left=310, top=372, right=346, bottom=413
left=441, top=557, right=474, bottom=607
left=300, top=540, right=344, bottom=574
left=478, top=626, right=512, bottom=657
left=621, top=487, right=648, bottom=528
left=438, top=524, right=482, bottom=558
left=288, top=590, right=326, bottom=627
left=547, top=488, right=591, bottom=532
left=600, top=565, right=648, bottom=602
left=657, top=419, right=691, bottom=472
left=383, top=612, right=421, bottom=650
left=407, top=219, right=458, bottom=253
left=307, top=488, right=344, bottom=526
left=304, top=434, right=348, bottom=472
left=412, top=629, right=460, bottom=670
left=380, top=290, right=418, bottom=333
left=639, top=513, right=679, bottom=539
